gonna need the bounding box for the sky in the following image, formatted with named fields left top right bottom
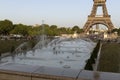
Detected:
left=0, top=0, right=120, bottom=28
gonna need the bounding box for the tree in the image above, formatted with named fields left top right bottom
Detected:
left=58, top=27, right=67, bottom=34
left=10, top=24, right=29, bottom=36
left=0, top=19, right=84, bottom=36
left=72, top=26, right=80, bottom=33
left=0, top=19, right=13, bottom=35
left=111, top=28, right=118, bottom=33
left=50, top=25, right=57, bottom=30
left=66, top=28, right=73, bottom=34
left=49, top=25, right=59, bottom=36
left=28, top=27, right=40, bottom=36
left=72, top=26, right=83, bottom=33
left=28, top=24, right=50, bottom=36
left=38, top=24, right=50, bottom=36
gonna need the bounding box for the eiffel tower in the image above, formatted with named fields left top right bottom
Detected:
left=83, top=0, right=115, bottom=33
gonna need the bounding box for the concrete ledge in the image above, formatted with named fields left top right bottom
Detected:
left=0, top=63, right=81, bottom=80
left=0, top=63, right=120, bottom=80
left=78, top=70, right=120, bottom=80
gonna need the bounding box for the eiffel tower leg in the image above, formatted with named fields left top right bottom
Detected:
left=90, top=4, right=98, bottom=17
left=103, top=4, right=108, bottom=17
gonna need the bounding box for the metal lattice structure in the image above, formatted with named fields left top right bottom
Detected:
left=83, top=0, right=115, bottom=33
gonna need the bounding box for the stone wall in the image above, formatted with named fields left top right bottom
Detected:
left=0, top=63, right=80, bottom=80
left=0, top=63, right=120, bottom=80
left=0, top=70, right=31, bottom=80
left=0, top=70, right=75, bottom=80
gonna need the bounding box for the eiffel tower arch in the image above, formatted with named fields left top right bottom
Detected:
left=83, top=0, right=115, bottom=33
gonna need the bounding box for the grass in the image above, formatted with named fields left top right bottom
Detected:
left=98, top=43, right=120, bottom=73
left=0, top=40, right=38, bottom=54
left=0, top=40, right=25, bottom=53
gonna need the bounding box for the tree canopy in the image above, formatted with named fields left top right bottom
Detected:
left=0, top=19, right=13, bottom=35
left=10, top=24, right=30, bottom=36
left=0, top=19, right=84, bottom=36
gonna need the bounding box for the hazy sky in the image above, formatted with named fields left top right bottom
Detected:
left=0, top=0, right=120, bottom=28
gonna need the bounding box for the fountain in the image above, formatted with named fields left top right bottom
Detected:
left=0, top=33, right=98, bottom=80
left=0, top=20, right=96, bottom=70
left=1, top=37, right=96, bottom=70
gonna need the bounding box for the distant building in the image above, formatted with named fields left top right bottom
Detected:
left=61, top=32, right=79, bottom=38
left=103, top=32, right=118, bottom=39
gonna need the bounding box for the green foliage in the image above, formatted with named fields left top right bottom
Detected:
left=111, top=28, right=120, bottom=36
left=58, top=27, right=67, bottom=34
left=0, top=19, right=83, bottom=36
left=28, top=27, right=40, bottom=36
left=0, top=40, right=38, bottom=54
left=0, top=19, right=13, bottom=35
left=111, top=28, right=118, bottom=33
left=0, top=40, right=25, bottom=53
left=72, top=26, right=80, bottom=33
left=48, top=25, right=59, bottom=36
left=10, top=24, right=30, bottom=36
left=66, top=28, right=73, bottom=34
left=72, top=26, right=83, bottom=33
left=10, top=46, right=15, bottom=53
left=27, top=40, right=37, bottom=48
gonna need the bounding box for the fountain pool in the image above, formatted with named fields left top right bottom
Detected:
left=1, top=38, right=96, bottom=70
